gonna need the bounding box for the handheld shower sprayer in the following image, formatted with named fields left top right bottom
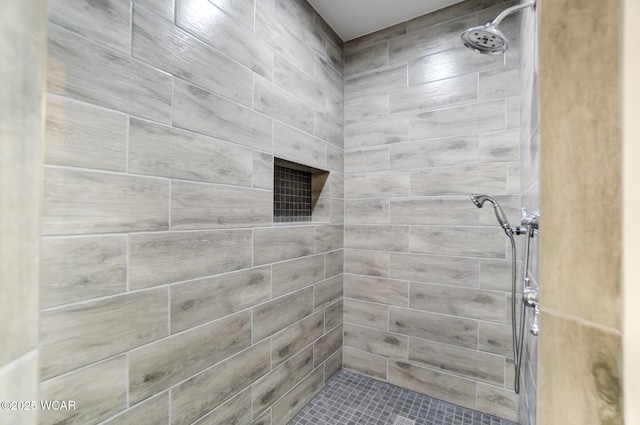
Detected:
left=469, top=194, right=513, bottom=235
left=469, top=193, right=540, bottom=394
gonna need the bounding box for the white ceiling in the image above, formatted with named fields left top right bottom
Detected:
left=308, top=0, right=466, bottom=41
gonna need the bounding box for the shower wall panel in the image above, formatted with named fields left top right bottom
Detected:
left=40, top=0, right=344, bottom=424
left=342, top=0, right=521, bottom=420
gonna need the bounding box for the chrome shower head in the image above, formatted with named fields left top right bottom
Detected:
left=461, top=0, right=535, bottom=55
left=461, top=24, right=508, bottom=55
left=470, top=194, right=512, bottom=234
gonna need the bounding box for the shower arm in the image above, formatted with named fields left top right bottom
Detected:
left=490, top=0, right=535, bottom=27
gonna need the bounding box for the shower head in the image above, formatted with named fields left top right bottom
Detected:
left=461, top=0, right=535, bottom=55
left=461, top=24, right=509, bottom=55
left=470, top=194, right=512, bottom=234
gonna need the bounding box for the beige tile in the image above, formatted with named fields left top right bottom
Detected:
left=193, top=387, right=252, bottom=425
left=345, top=171, right=409, bottom=199
left=0, top=352, right=38, bottom=424
left=344, top=274, right=408, bottom=306
left=409, top=338, right=504, bottom=386
left=408, top=46, right=504, bottom=86
left=389, top=135, right=479, bottom=169
left=271, top=367, right=324, bottom=425
left=274, top=54, right=324, bottom=110
left=171, top=181, right=272, bottom=230
left=253, top=347, right=314, bottom=416
left=410, top=164, right=508, bottom=196
left=344, top=323, right=407, bottom=360
left=129, top=230, right=252, bottom=289
left=314, top=275, right=343, bottom=310
left=344, top=298, right=388, bottom=330
left=477, top=384, right=517, bottom=421
left=315, top=225, right=344, bottom=253
left=344, top=249, right=389, bottom=277
left=47, top=24, right=172, bottom=123
left=345, top=64, right=407, bottom=100
left=345, top=116, right=409, bottom=149
left=313, top=324, right=343, bottom=367
left=128, top=119, right=253, bottom=186
left=389, top=253, right=479, bottom=287
left=388, top=361, right=476, bottom=409
left=345, top=225, right=409, bottom=252
left=171, top=267, right=271, bottom=333
left=345, top=199, right=389, bottom=225
left=411, top=282, right=506, bottom=323
left=45, top=95, right=127, bottom=171
left=343, top=347, right=387, bottom=381
left=253, top=227, right=315, bottom=265
left=175, top=0, right=273, bottom=79
left=389, top=307, right=477, bottom=349
left=40, top=356, right=127, bottom=425
left=390, top=74, right=477, bottom=116
left=410, top=226, right=506, bottom=259
left=390, top=197, right=478, bottom=226
left=41, top=235, right=126, bottom=308
left=344, top=146, right=389, bottom=173
left=132, top=4, right=252, bottom=106
left=272, top=254, right=324, bottom=297
left=254, top=76, right=314, bottom=134
left=43, top=167, right=169, bottom=236
left=102, top=393, right=168, bottom=425
left=409, top=100, right=505, bottom=141
left=40, top=289, right=167, bottom=380
left=253, top=287, right=314, bottom=341
left=173, top=79, right=272, bottom=152
left=271, top=311, right=324, bottom=367
left=274, top=122, right=327, bottom=170
left=48, top=0, right=130, bottom=53
left=537, top=313, right=622, bottom=425
left=171, top=341, right=270, bottom=425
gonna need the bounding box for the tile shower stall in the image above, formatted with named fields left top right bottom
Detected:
left=37, top=0, right=539, bottom=424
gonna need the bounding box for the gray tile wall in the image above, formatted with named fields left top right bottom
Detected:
left=41, top=0, right=344, bottom=424
left=342, top=0, right=520, bottom=421
left=518, top=3, right=539, bottom=425
left=0, top=2, right=46, bottom=425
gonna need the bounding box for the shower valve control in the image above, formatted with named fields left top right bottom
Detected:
left=523, top=286, right=538, bottom=307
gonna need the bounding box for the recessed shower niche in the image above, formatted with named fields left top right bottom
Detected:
left=273, top=158, right=329, bottom=223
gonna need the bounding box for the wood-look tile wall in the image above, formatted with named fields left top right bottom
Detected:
left=41, top=0, right=344, bottom=424
left=342, top=0, right=520, bottom=420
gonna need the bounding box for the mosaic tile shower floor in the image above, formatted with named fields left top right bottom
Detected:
left=288, top=370, right=518, bottom=425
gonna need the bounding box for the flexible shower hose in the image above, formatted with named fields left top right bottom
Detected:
left=508, top=231, right=527, bottom=395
